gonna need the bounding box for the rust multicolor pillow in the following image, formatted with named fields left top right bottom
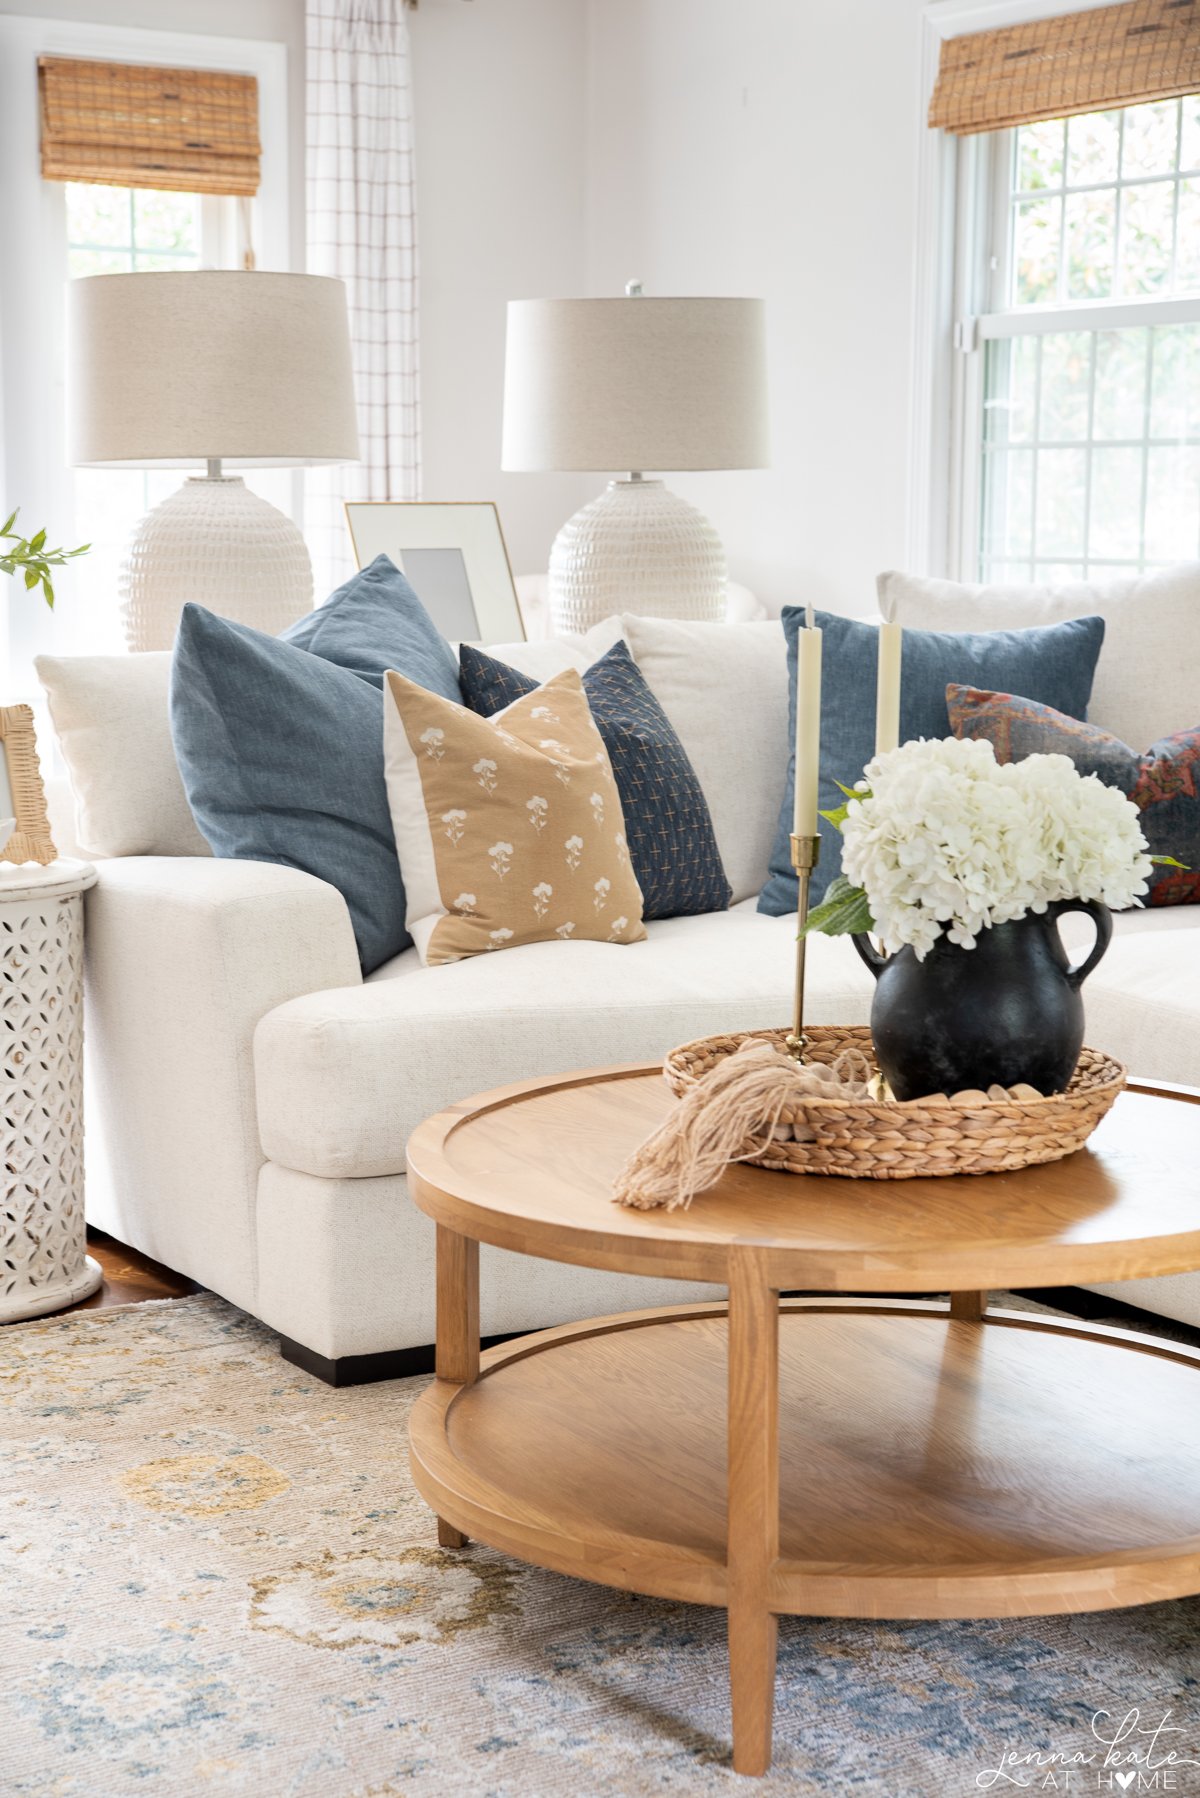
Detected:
left=948, top=684, right=1200, bottom=907
left=383, top=666, right=647, bottom=964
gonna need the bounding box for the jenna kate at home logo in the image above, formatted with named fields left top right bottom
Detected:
left=976, top=1709, right=1200, bottom=1791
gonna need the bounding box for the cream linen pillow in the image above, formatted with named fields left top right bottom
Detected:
left=36, top=651, right=211, bottom=859
left=383, top=666, right=646, bottom=965
left=616, top=615, right=789, bottom=905
left=877, top=564, right=1200, bottom=751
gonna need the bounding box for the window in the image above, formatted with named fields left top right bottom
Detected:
left=956, top=95, right=1200, bottom=584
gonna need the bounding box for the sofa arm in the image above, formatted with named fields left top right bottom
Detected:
left=83, top=857, right=361, bottom=1311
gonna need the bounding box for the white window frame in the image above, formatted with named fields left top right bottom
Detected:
left=0, top=14, right=289, bottom=693
left=908, top=0, right=1192, bottom=580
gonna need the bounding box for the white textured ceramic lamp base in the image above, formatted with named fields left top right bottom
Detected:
left=119, top=476, right=314, bottom=652
left=547, top=478, right=727, bottom=634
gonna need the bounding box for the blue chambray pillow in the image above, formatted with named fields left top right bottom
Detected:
left=459, top=639, right=732, bottom=920
left=281, top=554, right=460, bottom=693
left=171, top=571, right=462, bottom=973
left=758, top=608, right=1106, bottom=917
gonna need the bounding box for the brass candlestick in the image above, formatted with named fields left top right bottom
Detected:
left=785, top=832, right=821, bottom=1061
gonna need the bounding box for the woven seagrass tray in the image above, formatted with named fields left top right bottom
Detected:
left=663, top=1025, right=1125, bottom=1179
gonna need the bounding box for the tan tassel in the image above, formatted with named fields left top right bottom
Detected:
left=613, top=1039, right=872, bottom=1212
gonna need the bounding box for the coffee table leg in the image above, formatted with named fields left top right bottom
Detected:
left=950, top=1290, right=988, bottom=1322
left=727, top=1247, right=780, bottom=1777
left=435, top=1223, right=479, bottom=1549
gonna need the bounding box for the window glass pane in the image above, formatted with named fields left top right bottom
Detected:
left=982, top=447, right=1034, bottom=562
left=1036, top=562, right=1087, bottom=583
left=1120, top=100, right=1180, bottom=180
left=1089, top=447, right=1143, bottom=559
left=983, top=334, right=1037, bottom=444
left=132, top=190, right=200, bottom=254
left=1014, top=196, right=1061, bottom=303
left=1039, top=333, right=1091, bottom=440
left=1119, top=181, right=1175, bottom=294
left=1149, top=324, right=1200, bottom=442
left=1183, top=96, right=1200, bottom=172
left=1017, top=119, right=1065, bottom=192
left=1035, top=447, right=1087, bottom=557
left=67, top=248, right=133, bottom=278
left=1144, top=448, right=1200, bottom=560
left=1066, top=111, right=1120, bottom=185
left=1093, top=329, right=1149, bottom=440
left=66, top=183, right=131, bottom=247
left=1177, top=180, right=1200, bottom=292
left=1065, top=190, right=1115, bottom=299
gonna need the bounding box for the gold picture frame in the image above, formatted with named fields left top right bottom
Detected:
left=0, top=705, right=56, bottom=866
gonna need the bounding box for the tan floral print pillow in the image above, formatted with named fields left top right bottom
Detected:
left=383, top=666, right=647, bottom=965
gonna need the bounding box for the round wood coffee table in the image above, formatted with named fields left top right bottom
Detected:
left=406, top=1066, right=1200, bottom=1777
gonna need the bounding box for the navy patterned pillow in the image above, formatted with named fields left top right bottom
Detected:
left=459, top=640, right=731, bottom=920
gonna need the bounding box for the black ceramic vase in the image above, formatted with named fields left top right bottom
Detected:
left=851, top=899, right=1113, bottom=1101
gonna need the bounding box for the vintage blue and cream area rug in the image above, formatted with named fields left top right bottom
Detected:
left=2, top=1294, right=1198, bottom=1797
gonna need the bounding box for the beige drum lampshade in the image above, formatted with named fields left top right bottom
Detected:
left=67, top=269, right=359, bottom=467
left=66, top=270, right=359, bottom=651
left=501, top=296, right=768, bottom=474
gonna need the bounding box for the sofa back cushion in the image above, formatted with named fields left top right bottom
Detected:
left=613, top=615, right=789, bottom=905
left=36, top=650, right=211, bottom=860
left=878, top=563, right=1200, bottom=751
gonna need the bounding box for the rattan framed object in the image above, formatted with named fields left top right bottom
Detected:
left=38, top=56, right=261, bottom=196
left=664, top=1025, right=1125, bottom=1179
left=928, top=0, right=1200, bottom=136
left=0, top=706, right=57, bottom=866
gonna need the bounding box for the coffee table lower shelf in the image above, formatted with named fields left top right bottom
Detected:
left=411, top=1298, right=1200, bottom=1658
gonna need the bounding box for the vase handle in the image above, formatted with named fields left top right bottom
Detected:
left=1049, top=899, right=1113, bottom=990
left=851, top=932, right=890, bottom=980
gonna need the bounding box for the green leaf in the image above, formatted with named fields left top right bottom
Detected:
left=799, top=874, right=875, bottom=938
left=0, top=509, right=17, bottom=538
left=819, top=801, right=852, bottom=833
left=41, top=576, right=55, bottom=610
left=24, top=567, right=38, bottom=589
left=1151, top=854, right=1190, bottom=869
left=28, top=528, right=46, bottom=553
left=834, top=778, right=869, bottom=799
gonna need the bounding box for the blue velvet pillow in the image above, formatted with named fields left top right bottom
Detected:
left=281, top=554, right=461, bottom=694
left=459, top=640, right=732, bottom=920
left=171, top=583, right=462, bottom=973
left=758, top=608, right=1106, bottom=916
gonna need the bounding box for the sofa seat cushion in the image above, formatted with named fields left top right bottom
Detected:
left=254, top=902, right=874, bottom=1179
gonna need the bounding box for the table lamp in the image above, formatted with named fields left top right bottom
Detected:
left=501, top=287, right=768, bottom=633
left=67, top=270, right=359, bottom=651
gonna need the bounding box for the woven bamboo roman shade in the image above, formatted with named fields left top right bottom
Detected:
left=39, top=57, right=260, bottom=195
left=929, top=0, right=1200, bottom=135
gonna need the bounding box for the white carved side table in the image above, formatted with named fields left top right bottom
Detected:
left=0, top=859, right=101, bottom=1322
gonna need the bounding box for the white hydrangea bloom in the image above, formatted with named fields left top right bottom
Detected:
left=840, top=736, right=1152, bottom=960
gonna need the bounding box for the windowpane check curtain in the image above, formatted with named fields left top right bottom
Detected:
left=306, top=0, right=420, bottom=595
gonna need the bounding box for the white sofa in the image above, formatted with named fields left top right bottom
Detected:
left=41, top=585, right=1200, bottom=1381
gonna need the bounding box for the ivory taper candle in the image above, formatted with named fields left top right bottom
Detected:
left=875, top=620, right=902, bottom=757
left=792, top=609, right=823, bottom=836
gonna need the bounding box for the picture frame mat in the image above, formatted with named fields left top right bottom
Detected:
left=344, top=501, right=525, bottom=645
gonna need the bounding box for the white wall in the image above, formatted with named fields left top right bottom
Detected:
left=409, top=0, right=592, bottom=576
left=585, top=0, right=930, bottom=617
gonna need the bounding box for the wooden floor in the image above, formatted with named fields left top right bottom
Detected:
left=61, top=1229, right=199, bottom=1315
